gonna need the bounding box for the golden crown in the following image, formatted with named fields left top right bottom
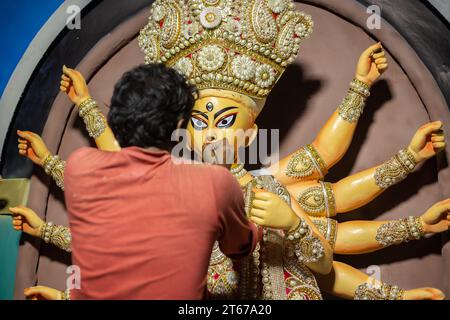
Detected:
left=138, top=0, right=313, bottom=100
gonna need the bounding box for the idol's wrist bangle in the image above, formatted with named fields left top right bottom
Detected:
left=374, top=148, right=418, bottom=189
left=78, top=97, right=107, bottom=139
left=39, top=222, right=72, bottom=252
left=40, top=221, right=54, bottom=243
left=355, top=282, right=404, bottom=300
left=76, top=96, right=93, bottom=108
left=42, top=153, right=55, bottom=171
left=406, top=146, right=422, bottom=163
left=338, top=78, right=371, bottom=123
left=285, top=218, right=325, bottom=264
left=375, top=216, right=425, bottom=247
left=349, top=78, right=371, bottom=97
left=42, top=154, right=66, bottom=190
left=61, top=288, right=71, bottom=300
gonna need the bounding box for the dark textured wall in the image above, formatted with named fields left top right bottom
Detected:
left=358, top=0, right=450, bottom=104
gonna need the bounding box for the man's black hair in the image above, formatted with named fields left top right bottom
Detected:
left=108, top=63, right=197, bottom=150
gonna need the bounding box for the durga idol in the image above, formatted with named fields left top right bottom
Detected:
left=13, top=0, right=448, bottom=300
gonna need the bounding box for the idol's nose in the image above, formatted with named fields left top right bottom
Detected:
left=205, top=132, right=217, bottom=143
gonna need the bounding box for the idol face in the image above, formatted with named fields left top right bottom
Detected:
left=187, top=92, right=258, bottom=159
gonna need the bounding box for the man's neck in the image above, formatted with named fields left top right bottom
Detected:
left=142, top=146, right=168, bottom=154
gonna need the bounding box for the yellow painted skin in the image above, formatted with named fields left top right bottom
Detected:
left=187, top=93, right=258, bottom=156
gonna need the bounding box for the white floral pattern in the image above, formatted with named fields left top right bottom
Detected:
left=255, top=64, right=275, bottom=88
left=267, top=0, right=286, bottom=13
left=174, top=57, right=194, bottom=77
left=199, top=7, right=223, bottom=29
left=197, top=45, right=226, bottom=71
left=152, top=4, right=167, bottom=22
left=232, top=55, right=256, bottom=81
left=295, top=21, right=312, bottom=39
left=225, top=19, right=242, bottom=36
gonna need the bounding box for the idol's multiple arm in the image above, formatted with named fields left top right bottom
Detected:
left=12, top=43, right=449, bottom=300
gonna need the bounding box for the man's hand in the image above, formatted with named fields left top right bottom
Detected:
left=420, top=199, right=450, bottom=234
left=408, top=121, right=446, bottom=162
left=17, top=130, right=51, bottom=166
left=24, top=286, right=62, bottom=300
left=60, top=65, right=91, bottom=106
left=250, top=191, right=299, bottom=231
left=10, top=206, right=44, bottom=237
left=355, top=42, right=388, bottom=87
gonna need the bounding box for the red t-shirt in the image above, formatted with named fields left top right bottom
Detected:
left=64, top=146, right=258, bottom=300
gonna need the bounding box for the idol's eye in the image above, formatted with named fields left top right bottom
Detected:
left=216, top=114, right=237, bottom=129
left=190, top=117, right=208, bottom=130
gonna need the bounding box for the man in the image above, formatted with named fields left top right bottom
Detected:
left=61, top=64, right=258, bottom=299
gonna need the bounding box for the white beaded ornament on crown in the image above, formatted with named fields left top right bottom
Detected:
left=138, top=0, right=313, bottom=102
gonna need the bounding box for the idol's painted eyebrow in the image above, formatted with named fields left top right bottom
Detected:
left=214, top=106, right=238, bottom=120
left=192, top=110, right=209, bottom=119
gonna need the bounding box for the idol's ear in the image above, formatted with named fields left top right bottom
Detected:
left=245, top=123, right=259, bottom=147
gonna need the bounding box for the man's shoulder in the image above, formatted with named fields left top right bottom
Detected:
left=180, top=162, right=233, bottom=181
left=65, top=147, right=105, bottom=176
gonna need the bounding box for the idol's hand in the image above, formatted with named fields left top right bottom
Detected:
left=355, top=42, right=388, bottom=87
left=250, top=191, right=299, bottom=231
left=60, top=65, right=91, bottom=106
left=420, top=199, right=450, bottom=235
left=24, top=286, right=62, bottom=300
left=9, top=206, right=44, bottom=237
left=17, top=130, right=51, bottom=166
left=403, top=288, right=445, bottom=300
left=408, top=121, right=446, bottom=162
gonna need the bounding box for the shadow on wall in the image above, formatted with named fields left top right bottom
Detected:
left=258, top=63, right=322, bottom=143
left=246, top=63, right=321, bottom=172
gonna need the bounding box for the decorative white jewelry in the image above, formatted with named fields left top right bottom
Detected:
left=197, top=45, right=226, bottom=71
left=78, top=98, right=107, bottom=139
left=374, top=148, right=418, bottom=189
left=255, top=64, right=275, bottom=88
left=230, top=164, right=248, bottom=179
left=354, top=283, right=404, bottom=300
left=338, top=79, right=371, bottom=123
left=232, top=55, right=256, bottom=81
left=40, top=222, right=72, bottom=252
left=267, top=0, right=287, bottom=13
left=375, top=216, right=424, bottom=246
left=43, top=154, right=66, bottom=190
left=286, top=219, right=325, bottom=264
left=199, top=6, right=223, bottom=29
left=138, top=0, right=314, bottom=101
left=174, top=57, right=194, bottom=77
